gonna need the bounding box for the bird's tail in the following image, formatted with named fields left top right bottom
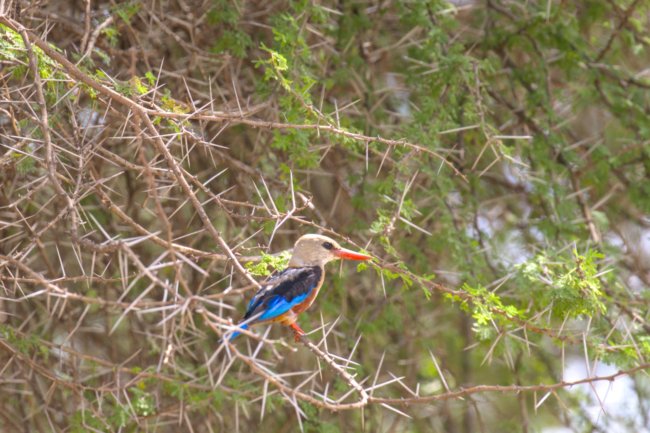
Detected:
left=227, top=323, right=249, bottom=341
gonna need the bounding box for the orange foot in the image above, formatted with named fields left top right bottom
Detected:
left=289, top=322, right=305, bottom=342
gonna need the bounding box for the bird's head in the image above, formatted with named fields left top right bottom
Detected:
left=288, top=234, right=371, bottom=267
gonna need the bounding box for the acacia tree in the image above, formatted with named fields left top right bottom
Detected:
left=1, top=1, right=649, bottom=432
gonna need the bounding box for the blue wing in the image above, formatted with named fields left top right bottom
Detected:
left=228, top=292, right=308, bottom=341
left=242, top=266, right=323, bottom=323
left=256, top=292, right=309, bottom=321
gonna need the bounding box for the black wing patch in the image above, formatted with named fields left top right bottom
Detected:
left=244, top=266, right=323, bottom=321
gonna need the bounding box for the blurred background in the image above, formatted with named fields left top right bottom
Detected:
left=1, top=0, right=650, bottom=432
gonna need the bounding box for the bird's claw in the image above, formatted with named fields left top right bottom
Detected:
left=289, top=322, right=305, bottom=342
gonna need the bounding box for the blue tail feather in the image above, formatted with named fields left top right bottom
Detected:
left=228, top=323, right=249, bottom=341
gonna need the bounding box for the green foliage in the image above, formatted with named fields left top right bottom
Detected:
left=16, top=153, right=36, bottom=174
left=453, top=283, right=526, bottom=341
left=112, top=1, right=141, bottom=24
left=108, top=404, right=130, bottom=429
left=4, top=1, right=650, bottom=432
left=130, top=387, right=156, bottom=417
left=257, top=46, right=291, bottom=88
left=211, top=29, right=252, bottom=58
left=300, top=402, right=341, bottom=433
left=70, top=410, right=107, bottom=433
left=208, top=0, right=252, bottom=57
left=519, top=249, right=607, bottom=319
left=0, top=324, right=50, bottom=360
left=160, top=89, right=189, bottom=114
left=0, top=24, right=24, bottom=61
left=144, top=71, right=156, bottom=86
left=245, top=251, right=291, bottom=277
left=0, top=23, right=61, bottom=87
left=101, top=25, right=120, bottom=47
left=131, top=76, right=148, bottom=95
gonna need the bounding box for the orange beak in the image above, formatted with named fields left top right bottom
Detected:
left=333, top=247, right=372, bottom=261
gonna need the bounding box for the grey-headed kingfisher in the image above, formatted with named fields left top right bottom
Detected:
left=228, top=234, right=371, bottom=341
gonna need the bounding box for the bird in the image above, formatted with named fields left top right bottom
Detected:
left=227, top=234, right=371, bottom=342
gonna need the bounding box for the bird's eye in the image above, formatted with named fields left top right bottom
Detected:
left=322, top=242, right=334, bottom=250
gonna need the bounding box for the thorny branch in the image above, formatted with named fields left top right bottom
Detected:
left=0, top=15, right=597, bottom=345
left=1, top=4, right=649, bottom=431
left=3, top=319, right=648, bottom=413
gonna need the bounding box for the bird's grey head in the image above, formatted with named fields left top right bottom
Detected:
left=288, top=234, right=371, bottom=267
